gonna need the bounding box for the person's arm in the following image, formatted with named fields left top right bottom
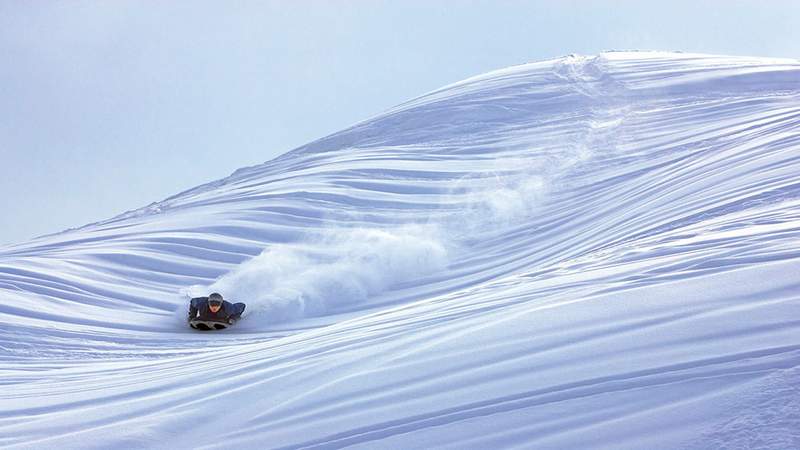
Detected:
left=188, top=298, right=200, bottom=320
left=222, top=301, right=245, bottom=323
left=228, top=302, right=246, bottom=321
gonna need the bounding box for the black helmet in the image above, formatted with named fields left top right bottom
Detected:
left=208, top=292, right=223, bottom=307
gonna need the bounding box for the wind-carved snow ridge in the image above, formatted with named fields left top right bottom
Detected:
left=190, top=165, right=551, bottom=323
left=2, top=52, right=800, bottom=449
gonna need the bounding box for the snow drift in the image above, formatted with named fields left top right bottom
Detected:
left=196, top=225, right=450, bottom=324
left=1, top=52, right=799, bottom=449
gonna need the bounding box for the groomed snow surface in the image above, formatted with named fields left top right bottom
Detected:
left=2, top=51, right=799, bottom=449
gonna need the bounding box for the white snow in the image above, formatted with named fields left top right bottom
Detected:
left=1, top=51, right=799, bottom=449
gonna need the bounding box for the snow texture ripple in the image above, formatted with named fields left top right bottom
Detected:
left=1, top=51, right=799, bottom=449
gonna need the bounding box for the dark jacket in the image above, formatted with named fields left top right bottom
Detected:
left=189, top=297, right=246, bottom=323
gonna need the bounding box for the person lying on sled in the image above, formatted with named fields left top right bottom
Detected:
left=188, top=292, right=245, bottom=326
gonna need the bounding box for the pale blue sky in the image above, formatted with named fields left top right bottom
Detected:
left=2, top=1, right=799, bottom=245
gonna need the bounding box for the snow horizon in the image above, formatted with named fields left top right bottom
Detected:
left=4, top=0, right=799, bottom=244
left=7, top=49, right=795, bottom=248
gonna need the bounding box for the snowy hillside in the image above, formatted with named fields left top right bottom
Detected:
left=1, top=51, right=799, bottom=449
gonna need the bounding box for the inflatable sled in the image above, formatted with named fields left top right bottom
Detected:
left=189, top=318, right=237, bottom=331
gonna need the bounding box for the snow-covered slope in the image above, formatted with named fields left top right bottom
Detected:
left=2, top=52, right=799, bottom=449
